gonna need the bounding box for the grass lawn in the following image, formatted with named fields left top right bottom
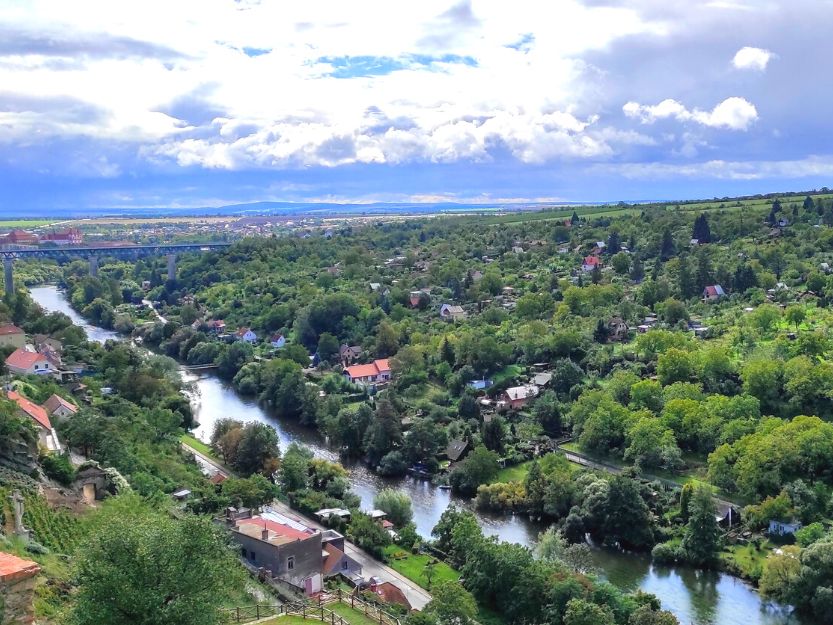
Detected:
left=328, top=602, right=388, bottom=625
left=180, top=433, right=217, bottom=459
left=383, top=546, right=460, bottom=589
left=493, top=460, right=532, bottom=483
left=491, top=364, right=523, bottom=386
left=257, top=617, right=319, bottom=625
left=0, top=219, right=55, bottom=228
left=722, top=540, right=773, bottom=581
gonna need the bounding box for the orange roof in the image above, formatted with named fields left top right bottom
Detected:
left=209, top=472, right=227, bottom=485
left=375, top=359, right=391, bottom=372
left=5, top=348, right=51, bottom=371
left=0, top=324, right=23, bottom=336
left=344, top=359, right=391, bottom=379
left=373, top=582, right=411, bottom=610
left=7, top=390, right=51, bottom=430
left=323, top=543, right=347, bottom=575
left=583, top=256, right=600, bottom=266
left=0, top=552, right=40, bottom=582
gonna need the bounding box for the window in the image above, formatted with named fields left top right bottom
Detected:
left=342, top=560, right=348, bottom=570
left=287, top=556, right=295, bottom=570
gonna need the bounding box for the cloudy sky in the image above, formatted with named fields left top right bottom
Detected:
left=1, top=0, right=831, bottom=211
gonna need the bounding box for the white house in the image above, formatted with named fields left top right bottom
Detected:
left=270, top=334, right=286, bottom=349
left=235, top=328, right=257, bottom=343
left=439, top=304, right=467, bottom=321
left=343, top=359, right=391, bottom=385
left=5, top=348, right=58, bottom=377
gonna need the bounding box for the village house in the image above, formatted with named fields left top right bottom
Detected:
left=43, top=394, right=78, bottom=420
left=5, top=348, right=58, bottom=378
left=7, top=390, right=61, bottom=452
left=339, top=345, right=363, bottom=367
left=0, top=324, right=26, bottom=349
left=343, top=359, right=391, bottom=385
left=439, top=304, right=467, bottom=322
left=582, top=255, right=601, bottom=272
left=235, top=327, right=258, bottom=343
left=1, top=229, right=39, bottom=245
left=768, top=519, right=802, bottom=537
left=32, top=334, right=62, bottom=356
left=500, top=385, right=539, bottom=410
left=228, top=509, right=360, bottom=594
left=270, top=334, right=286, bottom=349
left=703, top=285, right=726, bottom=301
left=445, top=439, right=470, bottom=463
left=532, top=372, right=552, bottom=388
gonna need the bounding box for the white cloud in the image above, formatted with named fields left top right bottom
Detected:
left=732, top=46, right=774, bottom=71
left=623, top=96, right=758, bottom=130
left=597, top=155, right=833, bottom=180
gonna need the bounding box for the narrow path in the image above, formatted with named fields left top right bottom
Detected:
left=181, top=442, right=432, bottom=609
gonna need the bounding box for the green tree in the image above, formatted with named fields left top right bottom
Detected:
left=681, top=486, right=720, bottom=566
left=373, top=488, right=413, bottom=527
left=449, top=446, right=499, bottom=495
left=425, top=582, right=478, bottom=625
left=375, top=320, right=399, bottom=358
left=564, top=599, right=614, bottom=625
left=317, top=332, right=340, bottom=362
left=235, top=422, right=281, bottom=476
left=347, top=513, right=390, bottom=558
left=73, top=497, right=240, bottom=625
left=784, top=305, right=806, bottom=330
left=221, top=474, right=279, bottom=509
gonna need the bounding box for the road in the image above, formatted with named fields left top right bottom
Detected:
left=180, top=442, right=432, bottom=609
left=142, top=299, right=168, bottom=324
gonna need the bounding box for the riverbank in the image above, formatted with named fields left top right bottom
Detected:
left=29, top=285, right=810, bottom=625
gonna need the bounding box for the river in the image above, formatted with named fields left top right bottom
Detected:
left=30, top=284, right=808, bottom=625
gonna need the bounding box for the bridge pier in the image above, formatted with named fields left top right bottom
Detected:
left=166, top=254, right=176, bottom=280
left=89, top=255, right=98, bottom=277
left=3, top=257, right=13, bottom=297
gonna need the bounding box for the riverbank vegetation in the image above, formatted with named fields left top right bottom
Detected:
left=45, top=188, right=833, bottom=621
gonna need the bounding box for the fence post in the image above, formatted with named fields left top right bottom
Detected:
left=236, top=607, right=240, bottom=622
left=303, top=606, right=306, bottom=619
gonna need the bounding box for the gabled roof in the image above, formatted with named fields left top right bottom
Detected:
left=5, top=348, right=51, bottom=370
left=236, top=515, right=317, bottom=545
left=446, top=439, right=469, bottom=462
left=322, top=543, right=349, bottom=575
left=583, top=255, right=601, bottom=266
left=504, top=385, right=539, bottom=401
left=0, top=324, right=24, bottom=336
left=704, top=285, right=725, bottom=297
left=373, top=582, right=411, bottom=610
left=7, top=390, right=51, bottom=430
left=344, top=359, right=390, bottom=379
left=43, top=394, right=78, bottom=415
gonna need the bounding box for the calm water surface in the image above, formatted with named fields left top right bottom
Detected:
left=31, top=284, right=808, bottom=625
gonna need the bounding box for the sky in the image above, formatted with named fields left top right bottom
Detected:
left=1, top=0, right=832, bottom=212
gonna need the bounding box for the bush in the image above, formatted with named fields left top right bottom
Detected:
left=651, top=541, right=681, bottom=564
left=41, top=453, right=75, bottom=486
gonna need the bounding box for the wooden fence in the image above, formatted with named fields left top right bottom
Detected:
left=325, top=589, right=402, bottom=625
left=222, top=602, right=349, bottom=625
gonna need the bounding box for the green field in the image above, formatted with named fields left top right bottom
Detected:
left=0, top=219, right=55, bottom=228
left=493, top=460, right=532, bottom=483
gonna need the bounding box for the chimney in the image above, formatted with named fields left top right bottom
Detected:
left=262, top=527, right=269, bottom=540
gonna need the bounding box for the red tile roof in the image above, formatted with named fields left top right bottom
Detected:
left=344, top=359, right=391, bottom=380
left=209, top=473, right=227, bottom=485
left=373, top=582, right=411, bottom=610
left=0, top=324, right=24, bottom=336
left=0, top=552, right=40, bottom=582
left=583, top=255, right=601, bottom=266
left=323, top=543, right=347, bottom=575
left=7, top=390, right=51, bottom=430
left=5, top=348, right=51, bottom=371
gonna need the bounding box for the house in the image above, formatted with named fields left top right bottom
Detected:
left=228, top=509, right=332, bottom=594
left=7, top=390, right=61, bottom=452
left=270, top=334, right=286, bottom=349
left=339, top=344, right=363, bottom=367
left=769, top=519, right=802, bottom=537
left=370, top=581, right=412, bottom=610
left=322, top=542, right=361, bottom=579
left=171, top=488, right=192, bottom=501
left=532, top=372, right=552, bottom=388
left=206, top=319, right=226, bottom=333
left=592, top=241, right=606, bottom=255
left=715, top=503, right=741, bottom=528
left=235, top=328, right=257, bottom=343
left=500, top=385, right=539, bottom=410
left=703, top=285, right=726, bottom=301
left=315, top=508, right=351, bottom=524
left=0, top=324, right=26, bottom=349
left=777, top=217, right=790, bottom=228
left=5, top=348, right=58, bottom=377
left=439, top=304, right=467, bottom=321
left=467, top=378, right=493, bottom=391
left=369, top=282, right=382, bottom=292
left=690, top=238, right=700, bottom=246
left=343, top=359, right=391, bottom=385
left=607, top=317, right=629, bottom=342
left=408, top=291, right=428, bottom=308
left=33, top=334, right=62, bottom=356
left=512, top=246, right=524, bottom=254
left=582, top=256, right=601, bottom=272
left=41, top=228, right=82, bottom=245
left=209, top=472, right=227, bottom=486
left=445, top=439, right=469, bottom=463
left=43, top=394, right=78, bottom=420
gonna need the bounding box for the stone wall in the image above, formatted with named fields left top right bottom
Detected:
left=0, top=553, right=40, bottom=625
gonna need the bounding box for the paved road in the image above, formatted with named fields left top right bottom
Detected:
left=181, top=443, right=432, bottom=609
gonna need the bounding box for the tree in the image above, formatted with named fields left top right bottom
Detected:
left=482, top=416, right=506, bottom=453
left=692, top=213, right=711, bottom=244
left=564, top=599, right=614, bottom=625
left=73, top=496, right=240, bottom=625
left=681, top=486, right=720, bottom=566
left=657, top=348, right=695, bottom=386
left=676, top=255, right=695, bottom=299
left=221, top=474, right=280, bottom=509
left=374, top=489, right=413, bottom=527
left=449, top=446, right=499, bottom=495
left=803, top=195, right=815, bottom=212
left=425, top=582, right=478, bottom=625
left=593, top=318, right=610, bottom=343
left=611, top=252, right=631, bottom=275
left=785, top=305, right=806, bottom=330
left=347, top=513, right=390, bottom=558
left=630, top=257, right=645, bottom=282
left=375, top=320, right=399, bottom=358
left=628, top=605, right=680, bottom=625
left=440, top=337, right=455, bottom=365
left=660, top=228, right=675, bottom=261
left=317, top=332, right=340, bottom=362
left=235, top=422, right=281, bottom=476
left=279, top=443, right=312, bottom=492
left=759, top=546, right=800, bottom=604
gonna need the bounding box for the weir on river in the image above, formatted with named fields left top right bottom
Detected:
left=29, top=285, right=809, bottom=625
